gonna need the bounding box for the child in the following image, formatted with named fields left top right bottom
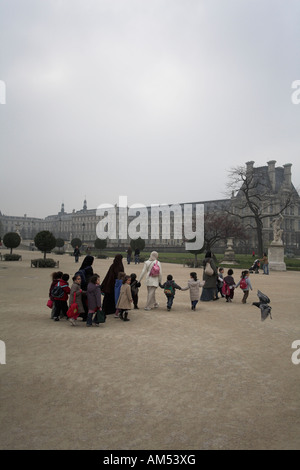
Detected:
left=181, top=272, right=205, bottom=310
left=52, top=273, right=71, bottom=321
left=130, top=273, right=141, bottom=309
left=68, top=274, right=85, bottom=326
left=159, top=274, right=182, bottom=311
left=49, top=271, right=63, bottom=319
left=114, top=272, right=126, bottom=318
left=116, top=275, right=133, bottom=321
left=235, top=270, right=253, bottom=303
left=223, top=269, right=236, bottom=302
left=87, top=274, right=102, bottom=327
left=216, top=267, right=225, bottom=299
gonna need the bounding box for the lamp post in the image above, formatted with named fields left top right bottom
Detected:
left=82, top=223, right=85, bottom=243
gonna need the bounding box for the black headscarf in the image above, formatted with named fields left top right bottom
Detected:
left=101, top=254, right=124, bottom=293
left=79, top=255, right=94, bottom=270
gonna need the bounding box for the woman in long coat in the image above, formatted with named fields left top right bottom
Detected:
left=101, top=254, right=124, bottom=315
left=200, top=251, right=218, bottom=301
left=75, top=255, right=94, bottom=321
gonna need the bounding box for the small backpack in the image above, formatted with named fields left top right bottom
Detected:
left=222, top=282, right=230, bottom=296
left=164, top=283, right=174, bottom=296
left=149, top=261, right=160, bottom=277
left=51, top=281, right=65, bottom=299
left=239, top=278, right=247, bottom=290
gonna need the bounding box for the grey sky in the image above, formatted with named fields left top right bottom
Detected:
left=1, top=0, right=300, bottom=218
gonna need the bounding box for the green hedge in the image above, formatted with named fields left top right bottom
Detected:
left=3, top=254, right=22, bottom=261
left=31, top=258, right=57, bottom=268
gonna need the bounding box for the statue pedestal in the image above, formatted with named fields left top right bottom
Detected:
left=268, top=243, right=286, bottom=271
left=221, top=238, right=238, bottom=265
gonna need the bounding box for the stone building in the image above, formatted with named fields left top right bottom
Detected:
left=1, top=161, right=299, bottom=254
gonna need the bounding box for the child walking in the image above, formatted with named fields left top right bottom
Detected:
left=86, top=274, right=102, bottom=327
left=116, top=275, right=133, bottom=321
left=49, top=271, right=63, bottom=319
left=223, top=269, right=236, bottom=302
left=52, top=273, right=71, bottom=321
left=68, top=274, right=85, bottom=326
left=114, top=272, right=126, bottom=318
left=216, top=267, right=225, bottom=299
left=130, top=273, right=141, bottom=309
left=159, top=274, right=182, bottom=311
left=235, top=270, right=253, bottom=303
left=181, top=272, right=205, bottom=310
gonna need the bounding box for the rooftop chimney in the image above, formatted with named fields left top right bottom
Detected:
left=267, top=160, right=276, bottom=191
left=246, top=161, right=255, bottom=175
left=283, top=163, right=292, bottom=187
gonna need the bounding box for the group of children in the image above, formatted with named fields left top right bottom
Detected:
left=216, top=267, right=253, bottom=303
left=48, top=270, right=142, bottom=325
left=48, top=266, right=253, bottom=326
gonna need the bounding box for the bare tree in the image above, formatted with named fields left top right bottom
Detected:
left=203, top=212, right=248, bottom=252
left=226, top=164, right=297, bottom=256
left=187, top=212, right=247, bottom=265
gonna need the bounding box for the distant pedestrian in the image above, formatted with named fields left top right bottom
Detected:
left=73, top=245, right=80, bottom=263
left=159, top=274, right=182, bottom=311
left=126, top=246, right=132, bottom=264
left=261, top=252, right=269, bottom=275
left=134, top=248, right=140, bottom=264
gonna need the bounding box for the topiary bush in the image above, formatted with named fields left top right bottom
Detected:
left=31, top=258, right=57, bottom=268
left=3, top=254, right=22, bottom=261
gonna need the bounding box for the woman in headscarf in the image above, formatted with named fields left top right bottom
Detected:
left=138, top=251, right=162, bottom=310
left=200, top=251, right=218, bottom=301
left=101, top=254, right=124, bottom=315
left=75, top=255, right=94, bottom=320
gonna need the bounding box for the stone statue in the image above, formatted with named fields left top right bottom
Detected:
left=271, top=213, right=283, bottom=243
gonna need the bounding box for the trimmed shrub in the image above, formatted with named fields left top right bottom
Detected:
left=3, top=232, right=21, bottom=254
left=3, top=254, right=22, bottom=261
left=31, top=258, right=57, bottom=268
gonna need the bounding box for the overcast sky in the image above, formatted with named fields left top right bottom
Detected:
left=0, top=0, right=300, bottom=218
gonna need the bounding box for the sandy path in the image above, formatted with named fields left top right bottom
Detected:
left=0, top=250, right=299, bottom=450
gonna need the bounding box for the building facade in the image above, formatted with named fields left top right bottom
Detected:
left=1, top=162, right=299, bottom=254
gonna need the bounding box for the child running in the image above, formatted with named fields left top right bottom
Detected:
left=235, top=270, right=253, bottom=303
left=181, top=272, right=205, bottom=310
left=159, top=274, right=182, bottom=311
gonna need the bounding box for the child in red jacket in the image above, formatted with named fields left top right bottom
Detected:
left=52, top=273, right=71, bottom=321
